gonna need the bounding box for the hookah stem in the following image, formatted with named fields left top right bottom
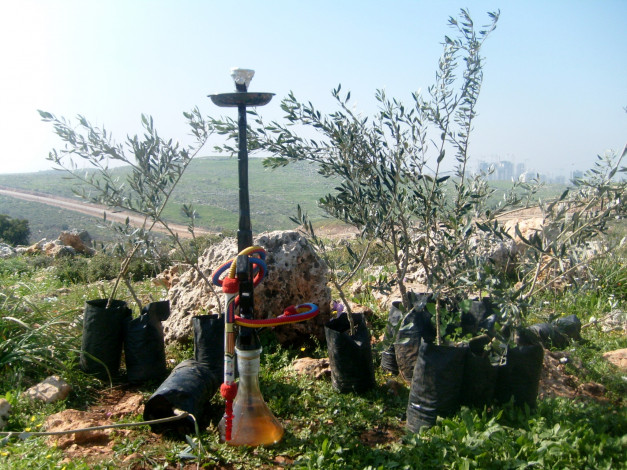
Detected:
left=237, top=101, right=253, bottom=252
left=235, top=94, right=259, bottom=353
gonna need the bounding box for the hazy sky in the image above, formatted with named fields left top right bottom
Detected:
left=0, top=0, right=625, bottom=177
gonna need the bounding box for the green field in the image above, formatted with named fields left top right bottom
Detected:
left=0, top=156, right=332, bottom=242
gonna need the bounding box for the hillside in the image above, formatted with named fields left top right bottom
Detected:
left=0, top=156, right=332, bottom=242
left=0, top=155, right=570, bottom=245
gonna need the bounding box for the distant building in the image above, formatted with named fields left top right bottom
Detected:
left=496, top=161, right=514, bottom=181
left=477, top=161, right=492, bottom=175
left=516, top=163, right=525, bottom=179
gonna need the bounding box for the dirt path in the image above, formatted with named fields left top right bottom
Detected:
left=0, top=187, right=213, bottom=239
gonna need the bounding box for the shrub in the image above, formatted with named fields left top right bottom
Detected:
left=27, top=254, right=53, bottom=271
left=127, top=256, right=159, bottom=281
left=87, top=252, right=121, bottom=282
left=0, top=214, right=30, bottom=246
left=54, top=256, right=89, bottom=285
left=0, top=257, right=33, bottom=277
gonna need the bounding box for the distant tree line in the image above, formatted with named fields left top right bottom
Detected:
left=0, top=214, right=30, bottom=246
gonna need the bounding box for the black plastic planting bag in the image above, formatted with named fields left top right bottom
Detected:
left=192, top=314, right=225, bottom=376
left=143, top=359, right=220, bottom=434
left=394, top=295, right=436, bottom=382
left=80, top=299, right=131, bottom=380
left=124, top=301, right=170, bottom=384
left=460, top=337, right=497, bottom=409
left=554, top=314, right=582, bottom=341
left=406, top=342, right=468, bottom=432
left=380, top=293, right=435, bottom=380
left=325, top=312, right=376, bottom=393
left=526, top=323, right=569, bottom=349
left=381, top=301, right=403, bottom=375
left=494, top=344, right=544, bottom=409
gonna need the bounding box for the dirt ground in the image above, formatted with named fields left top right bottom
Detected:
left=538, top=349, right=610, bottom=401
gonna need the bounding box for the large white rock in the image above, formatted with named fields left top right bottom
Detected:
left=163, top=230, right=332, bottom=346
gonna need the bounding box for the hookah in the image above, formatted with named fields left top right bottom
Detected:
left=209, top=69, right=318, bottom=446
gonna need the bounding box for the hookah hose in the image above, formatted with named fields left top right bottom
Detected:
left=211, top=246, right=319, bottom=441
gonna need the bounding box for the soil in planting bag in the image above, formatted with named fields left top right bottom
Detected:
left=553, top=314, right=582, bottom=341
left=394, top=295, right=436, bottom=382
left=143, top=359, right=220, bottom=434
left=406, top=342, right=468, bottom=432
left=80, top=299, right=132, bottom=380
left=124, top=300, right=170, bottom=384
left=325, top=312, right=376, bottom=393
left=526, top=323, right=569, bottom=349
left=493, top=344, right=544, bottom=409
left=460, top=336, right=497, bottom=408
left=192, top=314, right=224, bottom=377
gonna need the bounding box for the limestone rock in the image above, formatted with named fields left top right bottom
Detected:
left=45, top=243, right=77, bottom=258
left=59, top=230, right=95, bottom=256
left=596, top=310, right=626, bottom=333
left=24, top=239, right=47, bottom=255
left=503, top=217, right=546, bottom=248
left=163, top=230, right=332, bottom=346
left=154, top=265, right=180, bottom=290
left=0, top=243, right=15, bottom=259
left=291, top=357, right=330, bottom=379
left=0, top=398, right=10, bottom=430
left=23, top=375, right=71, bottom=403
left=602, top=348, right=627, bottom=372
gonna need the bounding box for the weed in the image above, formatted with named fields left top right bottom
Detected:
left=54, top=256, right=89, bottom=285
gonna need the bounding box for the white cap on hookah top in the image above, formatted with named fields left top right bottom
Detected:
left=231, top=68, right=255, bottom=89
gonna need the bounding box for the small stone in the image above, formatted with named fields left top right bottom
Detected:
left=0, top=398, right=11, bottom=430
left=23, top=375, right=71, bottom=403
left=123, top=452, right=143, bottom=462
left=291, top=357, right=330, bottom=379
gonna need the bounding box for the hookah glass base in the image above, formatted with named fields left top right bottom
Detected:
left=218, top=347, right=284, bottom=446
